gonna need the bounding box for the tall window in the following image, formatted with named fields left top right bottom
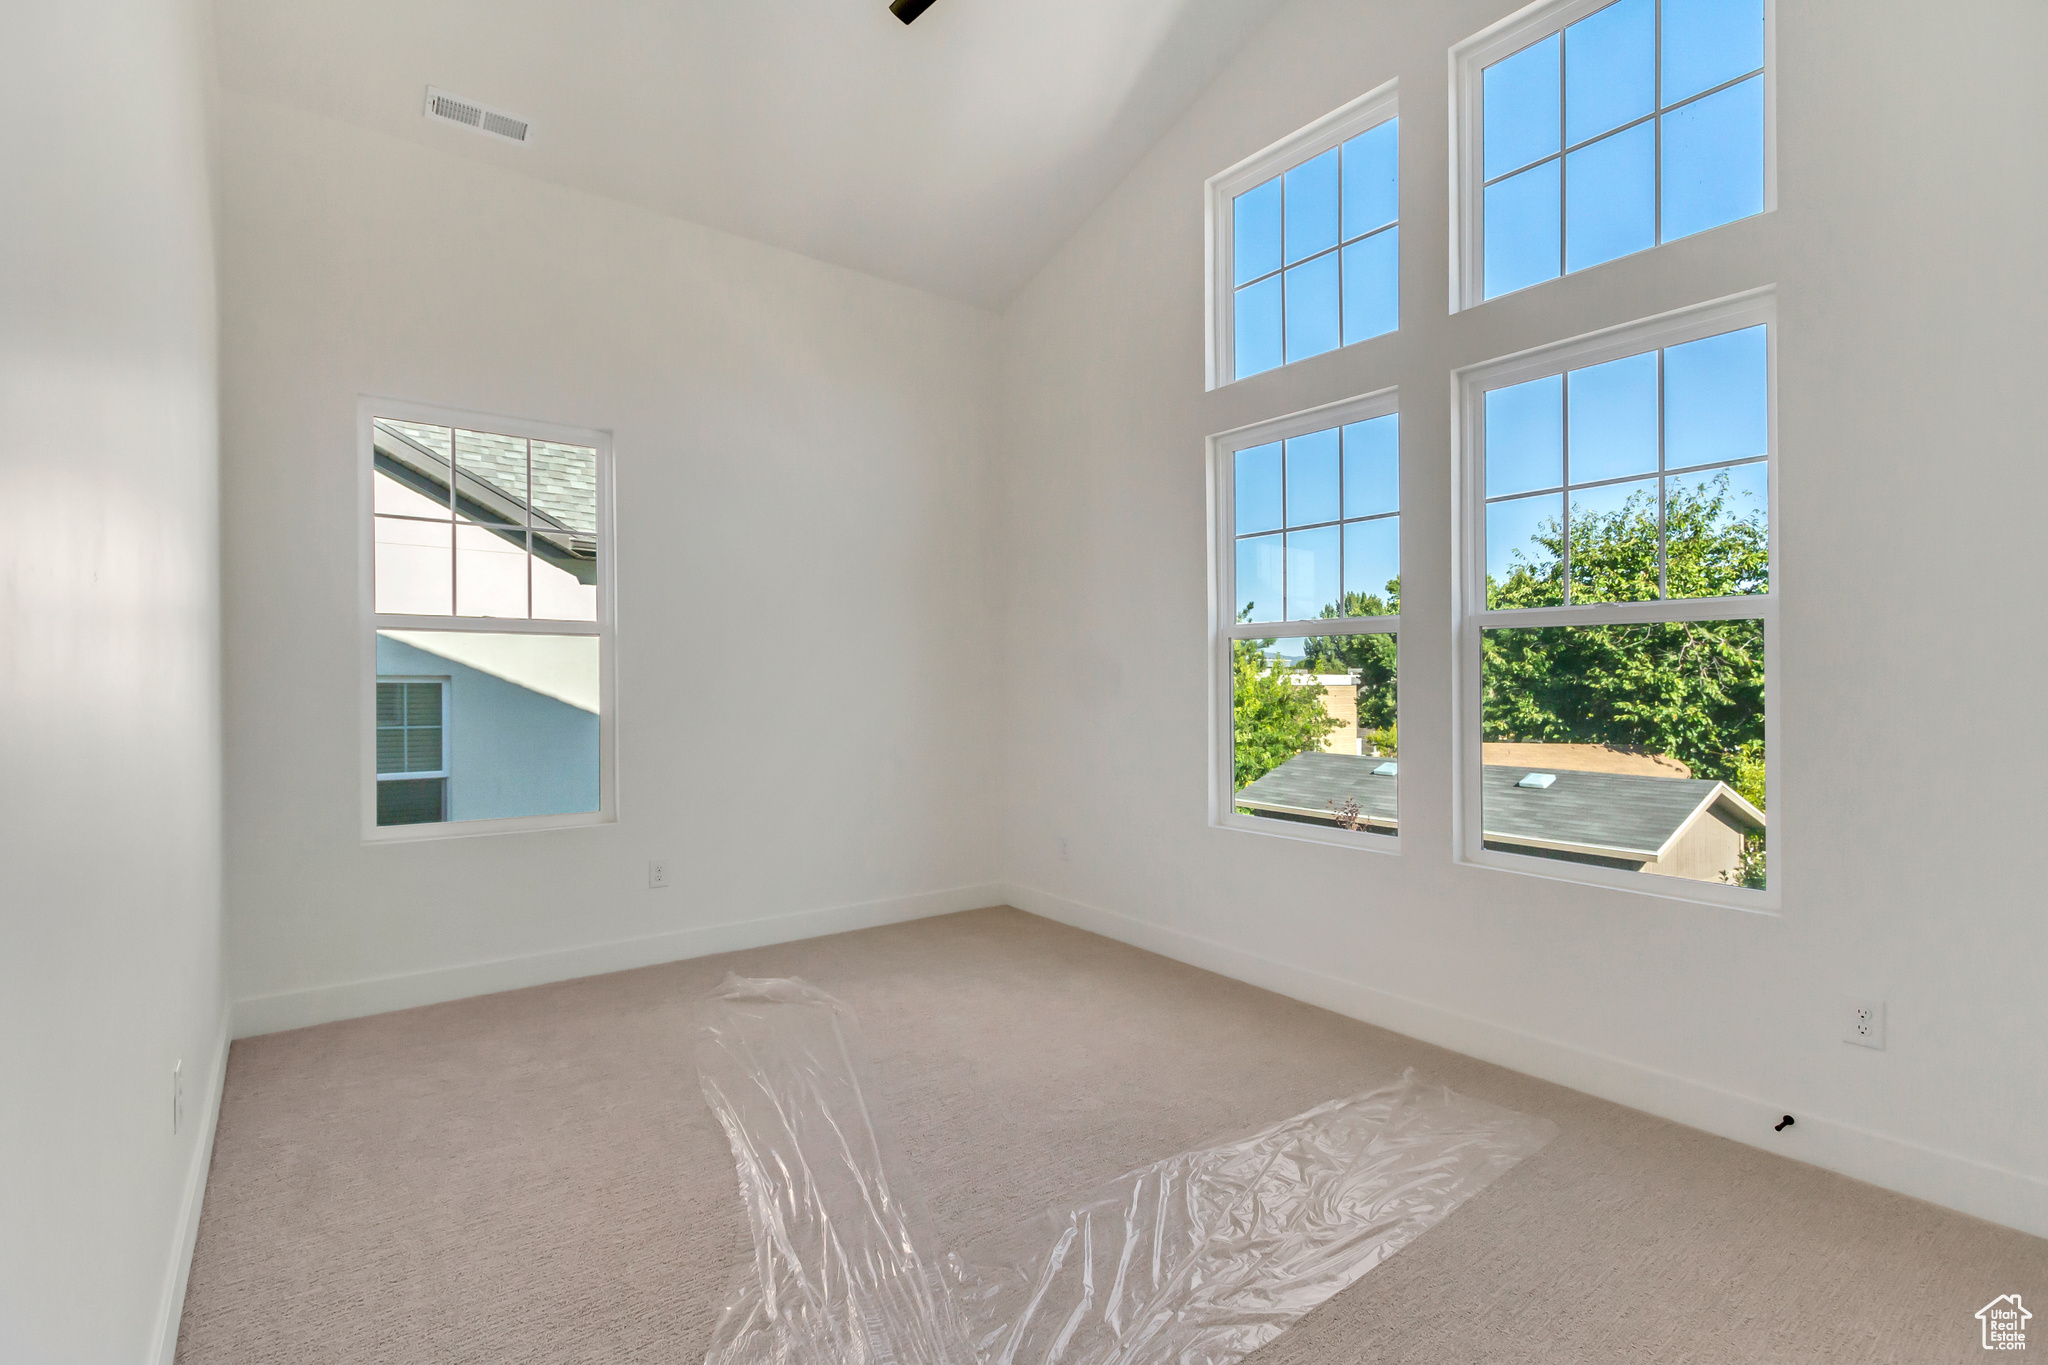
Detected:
left=363, top=400, right=613, bottom=837
left=1456, top=293, right=1773, bottom=900
left=1214, top=394, right=1400, bottom=845
left=1207, top=82, right=1398, bottom=387
left=1453, top=0, right=1770, bottom=307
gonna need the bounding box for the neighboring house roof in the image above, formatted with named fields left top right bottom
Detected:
left=374, top=420, right=597, bottom=539
left=1236, top=752, right=1762, bottom=862
left=1480, top=742, right=1690, bottom=779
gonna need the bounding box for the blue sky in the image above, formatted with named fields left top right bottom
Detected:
left=1481, top=0, right=1764, bottom=299
left=1236, top=414, right=1399, bottom=622
left=1483, top=325, right=1767, bottom=589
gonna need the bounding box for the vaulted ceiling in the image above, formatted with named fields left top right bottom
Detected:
left=211, top=0, right=1287, bottom=308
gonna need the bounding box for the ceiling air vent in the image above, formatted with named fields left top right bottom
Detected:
left=424, top=87, right=531, bottom=145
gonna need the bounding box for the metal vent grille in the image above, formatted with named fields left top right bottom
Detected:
left=480, top=111, right=529, bottom=142
left=424, top=87, right=531, bottom=144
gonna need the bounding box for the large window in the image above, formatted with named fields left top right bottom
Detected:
left=1206, top=82, right=1398, bottom=387
left=1452, top=0, right=1771, bottom=307
left=1456, top=293, right=1774, bottom=902
left=1213, top=394, right=1400, bottom=845
left=361, top=400, right=614, bottom=837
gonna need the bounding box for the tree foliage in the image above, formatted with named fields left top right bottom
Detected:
left=1299, top=585, right=1399, bottom=735
left=1231, top=635, right=1339, bottom=790
left=1227, top=473, right=1768, bottom=883
left=1482, top=472, right=1766, bottom=788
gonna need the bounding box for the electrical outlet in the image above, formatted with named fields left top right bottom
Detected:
left=1058, top=837, right=1070, bottom=863
left=172, top=1060, right=183, bottom=1135
left=648, top=860, right=671, bottom=889
left=1843, top=997, right=1886, bottom=1049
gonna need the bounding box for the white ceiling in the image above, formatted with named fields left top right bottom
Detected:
left=211, top=0, right=1286, bottom=309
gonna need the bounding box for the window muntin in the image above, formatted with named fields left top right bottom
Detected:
left=1459, top=0, right=1768, bottom=305
left=1457, top=295, right=1774, bottom=903
left=365, top=403, right=612, bottom=838
left=1206, top=81, right=1398, bottom=389
left=1216, top=396, right=1400, bottom=846
left=373, top=420, right=599, bottom=623
left=1233, top=415, right=1400, bottom=623
left=1484, top=324, right=1767, bottom=608
left=1231, top=119, right=1398, bottom=378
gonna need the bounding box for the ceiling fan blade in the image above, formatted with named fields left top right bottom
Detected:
left=890, top=0, right=938, bottom=24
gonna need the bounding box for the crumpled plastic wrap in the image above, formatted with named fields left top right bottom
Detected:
left=697, top=975, right=1557, bottom=1365
left=697, top=975, right=973, bottom=1365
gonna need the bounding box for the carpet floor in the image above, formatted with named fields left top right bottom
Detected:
left=177, top=908, right=2043, bottom=1363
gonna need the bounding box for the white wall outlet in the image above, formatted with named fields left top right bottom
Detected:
left=1844, top=996, right=1886, bottom=1049
left=1058, top=836, right=1070, bottom=863
left=648, top=860, right=671, bottom=889
left=172, top=1060, right=184, bottom=1135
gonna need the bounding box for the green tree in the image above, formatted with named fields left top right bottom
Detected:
left=1483, top=473, right=1764, bottom=781
left=1299, top=582, right=1400, bottom=736
left=1231, top=633, right=1340, bottom=790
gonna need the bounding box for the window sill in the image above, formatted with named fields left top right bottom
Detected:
left=1215, top=810, right=1402, bottom=856
left=1458, top=844, right=1779, bottom=914
left=363, top=809, right=612, bottom=844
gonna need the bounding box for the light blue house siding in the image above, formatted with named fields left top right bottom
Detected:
left=376, top=636, right=599, bottom=821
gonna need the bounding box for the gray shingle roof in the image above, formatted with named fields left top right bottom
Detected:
left=1236, top=751, right=1761, bottom=857
left=379, top=420, right=596, bottom=533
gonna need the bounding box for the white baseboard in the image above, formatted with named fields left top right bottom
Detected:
left=231, top=883, right=1005, bottom=1039
left=151, top=1011, right=231, bottom=1365
left=1005, top=881, right=2048, bottom=1241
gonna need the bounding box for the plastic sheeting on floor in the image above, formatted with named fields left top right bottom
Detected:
left=696, top=975, right=1557, bottom=1365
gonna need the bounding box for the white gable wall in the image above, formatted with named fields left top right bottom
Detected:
left=993, top=0, right=2048, bottom=1234
left=0, top=1, right=226, bottom=1360
left=217, top=92, right=1004, bottom=1032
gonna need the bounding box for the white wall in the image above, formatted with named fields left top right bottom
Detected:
left=219, top=93, right=1003, bottom=1031
left=0, top=1, right=226, bottom=1361
left=997, top=0, right=2048, bottom=1234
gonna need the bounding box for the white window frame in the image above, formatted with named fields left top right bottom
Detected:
left=1209, top=386, right=1402, bottom=853
left=357, top=395, right=618, bottom=843
left=1205, top=79, right=1399, bottom=391
left=1448, top=0, right=1778, bottom=313
left=1451, top=288, right=1778, bottom=910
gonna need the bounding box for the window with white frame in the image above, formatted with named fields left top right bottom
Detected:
left=1207, top=82, right=1398, bottom=386
left=1452, top=0, right=1770, bottom=307
left=1456, top=292, right=1773, bottom=899
left=1214, top=395, right=1400, bottom=843
left=364, top=401, right=614, bottom=836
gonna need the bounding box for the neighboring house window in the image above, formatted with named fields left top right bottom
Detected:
left=363, top=401, right=613, bottom=837
left=1213, top=392, right=1400, bottom=846
left=376, top=679, right=449, bottom=826
left=1452, top=0, right=1771, bottom=307
left=1456, top=292, right=1774, bottom=900
left=1206, top=81, right=1398, bottom=387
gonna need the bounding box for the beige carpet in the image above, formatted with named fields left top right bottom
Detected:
left=177, top=909, right=2042, bottom=1363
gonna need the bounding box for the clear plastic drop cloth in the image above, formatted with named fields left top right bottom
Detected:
left=946, top=1078, right=1558, bottom=1365
left=696, top=975, right=1557, bottom=1365
left=697, top=975, right=974, bottom=1365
